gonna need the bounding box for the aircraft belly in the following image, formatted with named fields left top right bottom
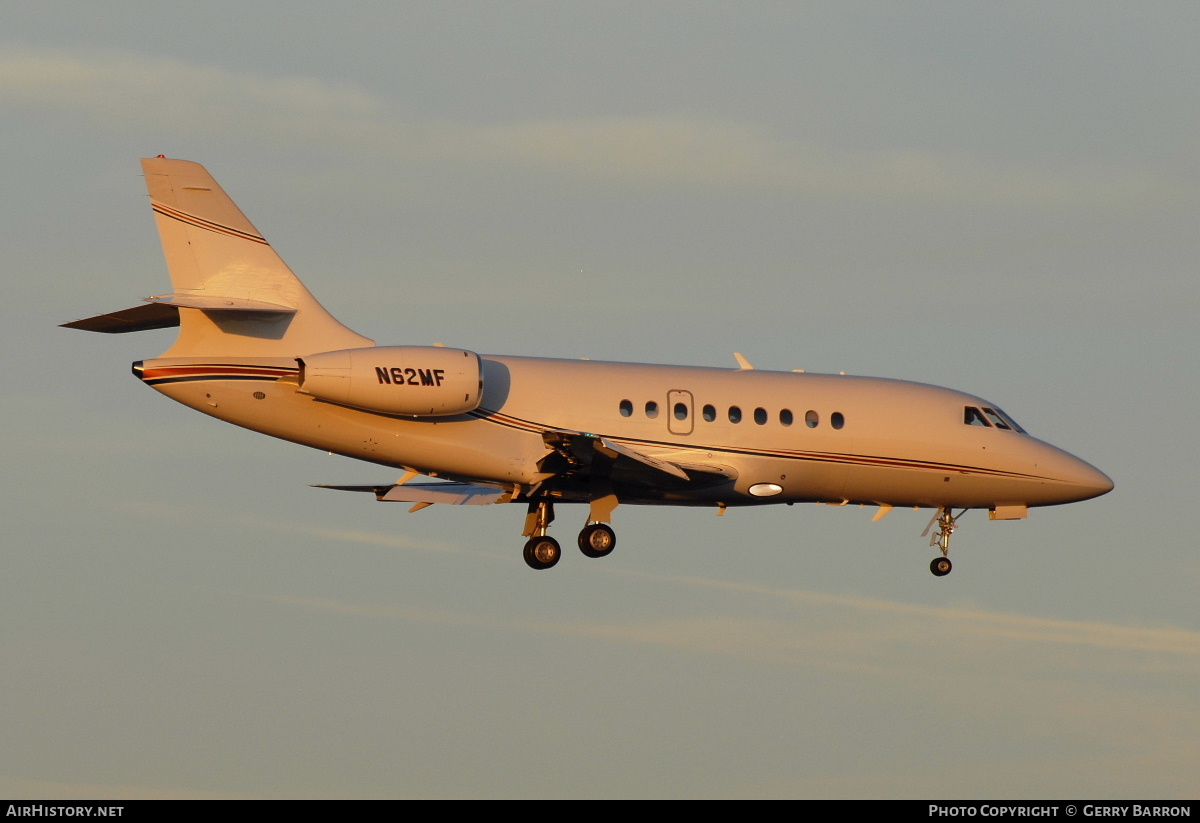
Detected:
left=837, top=458, right=1055, bottom=508
left=781, top=457, right=849, bottom=503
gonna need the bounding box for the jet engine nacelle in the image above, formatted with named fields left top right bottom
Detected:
left=297, top=346, right=483, bottom=416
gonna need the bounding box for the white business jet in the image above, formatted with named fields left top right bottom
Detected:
left=64, top=158, right=1113, bottom=575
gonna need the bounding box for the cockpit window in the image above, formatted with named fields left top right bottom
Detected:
left=965, top=405, right=1027, bottom=433
left=988, top=406, right=1026, bottom=433
left=982, top=408, right=1011, bottom=430
left=964, top=406, right=991, bottom=427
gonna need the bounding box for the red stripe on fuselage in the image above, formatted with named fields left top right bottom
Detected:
left=141, top=365, right=294, bottom=379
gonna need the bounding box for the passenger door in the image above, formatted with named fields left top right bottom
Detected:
left=667, top=390, right=693, bottom=435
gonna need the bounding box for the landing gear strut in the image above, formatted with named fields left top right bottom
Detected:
left=924, top=506, right=964, bottom=577
left=520, top=500, right=618, bottom=569
left=522, top=500, right=560, bottom=570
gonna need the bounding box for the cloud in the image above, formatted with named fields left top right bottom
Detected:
left=441, top=117, right=1170, bottom=207
left=0, top=47, right=1173, bottom=207
left=267, top=564, right=1200, bottom=672
left=252, top=518, right=470, bottom=557
left=109, top=502, right=471, bottom=557
left=655, top=573, right=1200, bottom=658
left=264, top=569, right=1200, bottom=796
left=0, top=47, right=384, bottom=140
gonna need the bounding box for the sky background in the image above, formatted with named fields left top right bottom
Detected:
left=1, top=1, right=1197, bottom=799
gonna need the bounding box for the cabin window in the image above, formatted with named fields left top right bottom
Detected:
left=964, top=406, right=990, bottom=427
left=674, top=402, right=689, bottom=421
left=619, top=399, right=633, bottom=417
left=805, top=410, right=819, bottom=428
left=702, top=404, right=716, bottom=422
left=780, top=409, right=793, bottom=426
left=728, top=406, right=742, bottom=424
left=831, top=412, right=845, bottom=430
left=645, top=401, right=659, bottom=419
left=754, top=407, right=768, bottom=425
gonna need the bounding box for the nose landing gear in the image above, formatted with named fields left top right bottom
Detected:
left=930, top=556, right=953, bottom=576
left=924, top=506, right=964, bottom=577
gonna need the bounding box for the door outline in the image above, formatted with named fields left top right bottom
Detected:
left=667, top=390, right=694, bottom=435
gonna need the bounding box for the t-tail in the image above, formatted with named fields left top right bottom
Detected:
left=62, top=157, right=373, bottom=358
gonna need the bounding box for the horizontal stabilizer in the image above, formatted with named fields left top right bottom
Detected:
left=62, top=292, right=297, bottom=334
left=61, top=303, right=180, bottom=333
left=315, top=482, right=508, bottom=505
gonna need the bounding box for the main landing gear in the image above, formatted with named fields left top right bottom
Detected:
left=578, top=523, right=616, bottom=558
left=523, top=535, right=562, bottom=570
left=521, top=500, right=616, bottom=570
left=924, top=506, right=964, bottom=577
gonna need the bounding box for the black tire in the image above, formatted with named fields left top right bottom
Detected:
left=578, top=523, right=616, bottom=558
left=523, top=536, right=561, bottom=570
left=930, top=557, right=953, bottom=577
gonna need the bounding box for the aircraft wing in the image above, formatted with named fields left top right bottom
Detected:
left=538, top=431, right=737, bottom=490
left=313, top=433, right=736, bottom=511
left=315, top=482, right=509, bottom=505
left=593, top=437, right=690, bottom=480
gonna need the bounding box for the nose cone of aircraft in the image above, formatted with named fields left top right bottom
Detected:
left=1063, top=457, right=1114, bottom=501
left=1034, top=443, right=1114, bottom=505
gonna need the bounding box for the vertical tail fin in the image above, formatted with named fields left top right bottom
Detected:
left=141, top=157, right=373, bottom=357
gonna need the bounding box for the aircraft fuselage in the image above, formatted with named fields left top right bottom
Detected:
left=69, top=157, right=1112, bottom=575
left=135, top=352, right=1112, bottom=512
